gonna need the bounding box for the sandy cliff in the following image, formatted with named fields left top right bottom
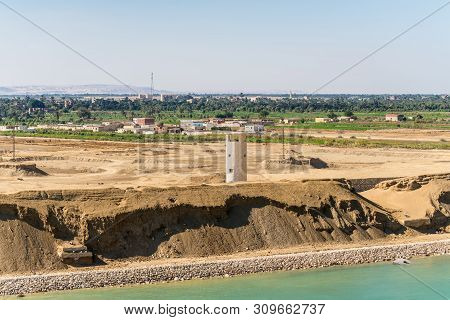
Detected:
left=0, top=180, right=407, bottom=274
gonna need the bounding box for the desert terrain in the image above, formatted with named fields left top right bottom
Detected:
left=0, top=135, right=449, bottom=193
left=0, top=132, right=448, bottom=280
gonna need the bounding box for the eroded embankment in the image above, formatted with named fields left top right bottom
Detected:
left=0, top=180, right=406, bottom=274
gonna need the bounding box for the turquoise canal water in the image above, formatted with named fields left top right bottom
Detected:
left=20, top=255, right=450, bottom=300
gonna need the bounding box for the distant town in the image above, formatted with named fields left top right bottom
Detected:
left=0, top=93, right=448, bottom=136
left=0, top=113, right=416, bottom=136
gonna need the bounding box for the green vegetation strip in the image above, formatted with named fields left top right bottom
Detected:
left=1, top=130, right=449, bottom=150
left=274, top=122, right=450, bottom=131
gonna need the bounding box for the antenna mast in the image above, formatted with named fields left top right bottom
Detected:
left=150, top=72, right=154, bottom=100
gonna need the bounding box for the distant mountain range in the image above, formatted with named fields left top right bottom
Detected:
left=0, top=85, right=175, bottom=96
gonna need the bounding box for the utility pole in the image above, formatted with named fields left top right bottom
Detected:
left=12, top=127, right=16, bottom=161
left=282, top=126, right=285, bottom=160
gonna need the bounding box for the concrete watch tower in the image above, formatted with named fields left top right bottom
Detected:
left=225, top=133, right=247, bottom=183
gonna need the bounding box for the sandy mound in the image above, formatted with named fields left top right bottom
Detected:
left=362, top=174, right=450, bottom=231
left=0, top=163, right=48, bottom=177
left=263, top=149, right=328, bottom=171
left=0, top=180, right=405, bottom=271
left=0, top=218, right=65, bottom=274
left=264, top=157, right=328, bottom=171
left=188, top=173, right=225, bottom=184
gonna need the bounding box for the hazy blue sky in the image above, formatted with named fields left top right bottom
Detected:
left=0, top=0, right=449, bottom=93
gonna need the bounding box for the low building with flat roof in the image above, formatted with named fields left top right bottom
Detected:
left=315, top=117, right=333, bottom=123
left=133, top=118, right=155, bottom=126
left=385, top=114, right=405, bottom=122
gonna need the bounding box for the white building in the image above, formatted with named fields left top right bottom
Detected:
left=0, top=126, right=14, bottom=132
left=225, top=133, right=247, bottom=183
left=249, top=96, right=261, bottom=102
left=281, top=118, right=301, bottom=125
left=179, top=119, right=208, bottom=131
left=0, top=125, right=31, bottom=132
left=244, top=124, right=264, bottom=133
left=337, top=116, right=355, bottom=122
left=385, top=114, right=405, bottom=122
left=83, top=124, right=107, bottom=132
left=315, top=117, right=333, bottom=123
left=117, top=124, right=142, bottom=134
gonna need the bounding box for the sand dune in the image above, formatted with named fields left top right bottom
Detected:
left=362, top=174, right=450, bottom=230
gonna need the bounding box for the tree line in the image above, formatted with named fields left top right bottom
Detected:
left=0, top=94, right=448, bottom=123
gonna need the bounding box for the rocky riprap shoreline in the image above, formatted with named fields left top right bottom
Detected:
left=1, top=239, right=449, bottom=296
